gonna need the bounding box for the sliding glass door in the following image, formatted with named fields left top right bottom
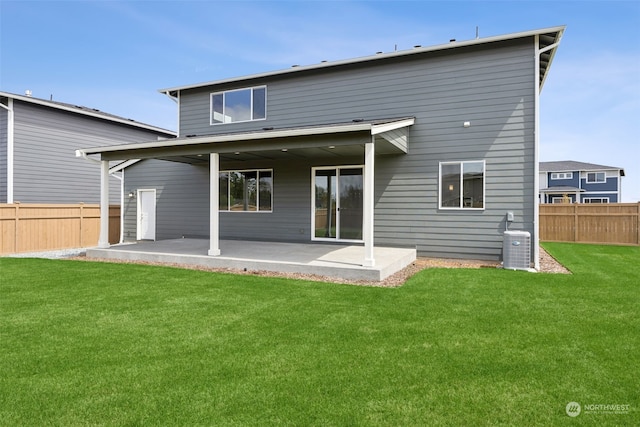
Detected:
left=313, top=166, right=363, bottom=241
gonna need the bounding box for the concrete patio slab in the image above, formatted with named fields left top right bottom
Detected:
left=86, top=239, right=416, bottom=281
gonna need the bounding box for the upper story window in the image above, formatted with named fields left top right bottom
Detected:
left=583, top=197, right=609, bottom=203
left=551, top=172, right=573, bottom=180
left=211, top=86, right=266, bottom=125
left=439, top=160, right=485, bottom=209
left=586, top=172, right=606, bottom=183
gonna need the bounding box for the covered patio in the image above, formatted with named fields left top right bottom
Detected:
left=87, top=238, right=417, bottom=282
left=77, top=117, right=416, bottom=279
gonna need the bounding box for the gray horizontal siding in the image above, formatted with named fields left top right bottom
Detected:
left=12, top=101, right=172, bottom=204
left=146, top=38, right=538, bottom=260
left=0, top=108, right=7, bottom=202
left=180, top=41, right=533, bottom=136
left=122, top=159, right=210, bottom=241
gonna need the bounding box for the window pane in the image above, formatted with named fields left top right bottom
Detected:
left=463, top=161, right=484, bottom=208
left=244, top=171, right=257, bottom=211
left=315, top=169, right=337, bottom=238
left=339, top=168, right=363, bottom=240
left=253, top=87, right=266, bottom=120
left=225, top=89, right=252, bottom=122
left=219, top=172, right=229, bottom=210
left=441, top=163, right=461, bottom=208
left=211, top=94, right=224, bottom=123
left=229, top=171, right=245, bottom=211
left=258, top=170, right=272, bottom=211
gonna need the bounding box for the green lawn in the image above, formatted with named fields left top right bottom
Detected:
left=1, top=243, right=638, bottom=426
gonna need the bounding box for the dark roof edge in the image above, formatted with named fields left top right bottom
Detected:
left=540, top=161, right=625, bottom=176
left=159, top=25, right=565, bottom=96
left=0, top=91, right=176, bottom=136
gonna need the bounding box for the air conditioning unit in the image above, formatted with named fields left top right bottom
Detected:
left=503, top=230, right=531, bottom=271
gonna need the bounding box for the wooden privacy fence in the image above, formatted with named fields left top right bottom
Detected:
left=0, top=204, right=120, bottom=255
left=539, top=203, right=640, bottom=245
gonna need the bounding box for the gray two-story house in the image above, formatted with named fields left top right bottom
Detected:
left=539, top=160, right=625, bottom=203
left=0, top=91, right=175, bottom=204
left=79, top=26, right=565, bottom=270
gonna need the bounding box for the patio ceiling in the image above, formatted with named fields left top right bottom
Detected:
left=78, top=117, right=415, bottom=164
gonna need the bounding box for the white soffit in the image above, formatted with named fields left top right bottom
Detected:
left=78, top=117, right=415, bottom=157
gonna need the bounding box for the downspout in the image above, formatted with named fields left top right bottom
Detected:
left=533, top=35, right=541, bottom=271
left=533, top=35, right=561, bottom=270
left=110, top=170, right=125, bottom=244
left=0, top=99, right=14, bottom=203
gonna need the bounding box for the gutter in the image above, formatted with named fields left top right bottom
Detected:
left=0, top=99, right=14, bottom=203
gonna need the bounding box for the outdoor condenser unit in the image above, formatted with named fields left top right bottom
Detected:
left=503, top=230, right=531, bottom=271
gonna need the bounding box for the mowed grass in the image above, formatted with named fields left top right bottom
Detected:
left=0, top=243, right=638, bottom=426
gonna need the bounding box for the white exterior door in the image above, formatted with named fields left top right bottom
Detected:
left=137, top=189, right=156, bottom=240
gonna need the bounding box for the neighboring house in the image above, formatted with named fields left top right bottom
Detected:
left=539, top=161, right=625, bottom=204
left=0, top=91, right=175, bottom=204
left=78, top=26, right=565, bottom=268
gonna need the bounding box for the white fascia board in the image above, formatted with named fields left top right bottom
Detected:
left=79, top=122, right=374, bottom=155
left=0, top=91, right=176, bottom=135
left=371, top=118, right=415, bottom=135
left=159, top=26, right=566, bottom=96
left=110, top=159, right=142, bottom=173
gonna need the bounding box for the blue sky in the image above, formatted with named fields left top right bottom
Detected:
left=1, top=0, right=639, bottom=201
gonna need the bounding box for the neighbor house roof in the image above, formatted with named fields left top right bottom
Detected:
left=159, top=25, right=565, bottom=97
left=540, top=161, right=625, bottom=176
left=0, top=91, right=175, bottom=135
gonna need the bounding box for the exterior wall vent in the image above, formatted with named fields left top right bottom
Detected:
left=503, top=230, right=531, bottom=271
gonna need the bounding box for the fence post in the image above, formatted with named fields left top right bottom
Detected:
left=637, top=203, right=640, bottom=245
left=573, top=204, right=579, bottom=243
left=13, top=203, right=19, bottom=253
left=79, top=203, right=84, bottom=247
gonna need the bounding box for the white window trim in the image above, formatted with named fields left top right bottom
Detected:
left=551, top=196, right=572, bottom=204
left=438, top=160, right=486, bottom=210
left=585, top=171, right=606, bottom=183
left=210, top=86, right=267, bottom=126
left=551, top=172, right=573, bottom=180
left=219, top=168, right=273, bottom=213
left=583, top=197, right=610, bottom=203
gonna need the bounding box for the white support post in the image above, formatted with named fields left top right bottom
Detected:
left=363, top=139, right=375, bottom=267
left=208, top=152, right=221, bottom=256
left=98, top=160, right=110, bottom=248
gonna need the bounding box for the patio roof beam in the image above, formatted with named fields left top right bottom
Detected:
left=79, top=117, right=415, bottom=162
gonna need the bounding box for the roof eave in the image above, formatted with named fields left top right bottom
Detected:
left=78, top=117, right=415, bottom=157
left=0, top=91, right=176, bottom=136
left=158, top=25, right=566, bottom=96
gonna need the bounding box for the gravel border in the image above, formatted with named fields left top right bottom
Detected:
left=57, top=245, right=570, bottom=288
